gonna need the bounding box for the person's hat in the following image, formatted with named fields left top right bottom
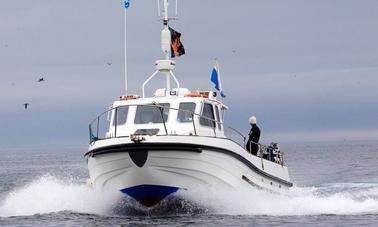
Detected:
left=249, top=116, right=257, bottom=125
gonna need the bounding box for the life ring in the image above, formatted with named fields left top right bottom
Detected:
left=184, top=93, right=209, bottom=98
left=118, top=95, right=140, bottom=101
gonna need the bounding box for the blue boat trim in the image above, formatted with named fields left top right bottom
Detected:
left=121, top=184, right=179, bottom=207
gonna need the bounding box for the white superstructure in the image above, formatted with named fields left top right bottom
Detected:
left=85, top=0, right=292, bottom=207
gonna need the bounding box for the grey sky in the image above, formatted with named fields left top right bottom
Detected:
left=1, top=0, right=378, bottom=149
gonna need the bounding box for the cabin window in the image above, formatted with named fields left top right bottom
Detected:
left=113, top=106, right=129, bottom=126
left=177, top=102, right=196, bottom=122
left=134, top=103, right=170, bottom=124
left=214, top=105, right=222, bottom=130
left=200, top=103, right=215, bottom=128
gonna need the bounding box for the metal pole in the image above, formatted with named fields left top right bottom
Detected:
left=142, top=70, right=159, bottom=98
left=163, top=0, right=169, bottom=60
left=157, top=0, right=161, bottom=17
left=96, top=116, right=100, bottom=139
left=124, top=3, right=128, bottom=96
left=192, top=113, right=197, bottom=136
left=158, top=106, right=168, bottom=135
left=166, top=72, right=171, bottom=94
left=114, top=108, right=118, bottom=138
left=169, top=71, right=180, bottom=90
left=163, top=0, right=171, bottom=94
left=213, top=120, right=216, bottom=137
left=89, top=125, right=92, bottom=143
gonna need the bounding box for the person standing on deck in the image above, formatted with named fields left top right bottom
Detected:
left=246, top=116, right=261, bottom=155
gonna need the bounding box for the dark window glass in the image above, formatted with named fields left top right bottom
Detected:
left=214, top=105, right=222, bottom=130
left=134, top=103, right=170, bottom=124
left=113, top=106, right=129, bottom=126
left=200, top=103, right=215, bottom=128
left=178, top=102, right=196, bottom=122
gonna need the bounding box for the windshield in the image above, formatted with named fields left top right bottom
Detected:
left=177, top=102, right=196, bottom=123
left=134, top=103, right=170, bottom=124
left=200, top=103, right=215, bottom=128
left=113, top=106, right=129, bottom=126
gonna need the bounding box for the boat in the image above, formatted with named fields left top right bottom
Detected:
left=84, top=0, right=292, bottom=207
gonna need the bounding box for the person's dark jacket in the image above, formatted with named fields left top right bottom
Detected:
left=246, top=124, right=261, bottom=155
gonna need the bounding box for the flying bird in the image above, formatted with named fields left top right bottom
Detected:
left=37, top=77, right=45, bottom=82
left=107, top=62, right=112, bottom=66
left=23, top=103, right=29, bottom=109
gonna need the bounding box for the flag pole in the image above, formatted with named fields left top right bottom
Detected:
left=124, top=1, right=129, bottom=96
left=216, top=59, right=223, bottom=99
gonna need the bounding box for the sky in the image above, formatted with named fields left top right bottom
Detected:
left=1, top=0, right=378, bottom=150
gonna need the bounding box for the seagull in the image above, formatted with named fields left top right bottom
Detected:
left=23, top=103, right=29, bottom=109
left=107, top=62, right=112, bottom=66
left=232, top=50, right=236, bottom=53
left=37, top=77, right=45, bottom=82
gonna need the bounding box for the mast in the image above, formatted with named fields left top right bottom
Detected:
left=162, top=0, right=171, bottom=94
left=142, top=0, right=181, bottom=98
left=163, top=0, right=169, bottom=60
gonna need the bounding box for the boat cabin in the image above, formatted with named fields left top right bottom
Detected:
left=105, top=88, right=227, bottom=139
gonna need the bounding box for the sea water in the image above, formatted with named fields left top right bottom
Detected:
left=0, top=141, right=378, bottom=226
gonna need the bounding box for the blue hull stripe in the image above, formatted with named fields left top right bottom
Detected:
left=120, top=184, right=179, bottom=206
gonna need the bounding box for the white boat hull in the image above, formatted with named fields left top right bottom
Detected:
left=86, top=136, right=292, bottom=206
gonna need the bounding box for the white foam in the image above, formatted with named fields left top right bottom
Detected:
left=2, top=175, right=378, bottom=217
left=177, top=183, right=378, bottom=216
left=0, top=175, right=121, bottom=217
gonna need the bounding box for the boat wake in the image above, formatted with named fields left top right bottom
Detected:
left=1, top=175, right=378, bottom=217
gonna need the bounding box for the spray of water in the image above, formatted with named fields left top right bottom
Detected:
left=177, top=183, right=378, bottom=216
left=1, top=175, right=378, bottom=217
left=0, top=175, right=121, bottom=217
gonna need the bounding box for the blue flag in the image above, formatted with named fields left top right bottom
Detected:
left=124, top=0, right=130, bottom=9
left=210, top=62, right=226, bottom=98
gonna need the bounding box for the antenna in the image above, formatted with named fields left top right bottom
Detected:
left=162, top=0, right=169, bottom=60
left=175, top=0, right=178, bottom=16
left=157, top=0, right=161, bottom=17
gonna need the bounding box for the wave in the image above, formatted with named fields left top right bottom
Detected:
left=1, top=175, right=378, bottom=217
left=177, top=183, right=378, bottom=216
left=0, top=175, right=120, bottom=217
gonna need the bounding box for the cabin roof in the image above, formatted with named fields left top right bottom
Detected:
left=112, top=89, right=228, bottom=109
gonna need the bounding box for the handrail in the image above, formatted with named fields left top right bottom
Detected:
left=114, top=107, right=118, bottom=137
left=154, top=102, right=168, bottom=135
left=191, top=113, right=197, bottom=135
left=247, top=140, right=284, bottom=165
left=227, top=126, right=246, bottom=145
